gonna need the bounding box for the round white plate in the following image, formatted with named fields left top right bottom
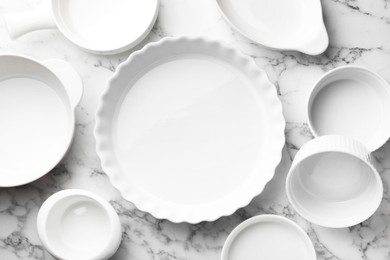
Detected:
left=221, top=215, right=316, bottom=260
left=95, top=37, right=285, bottom=223
left=216, top=0, right=328, bottom=55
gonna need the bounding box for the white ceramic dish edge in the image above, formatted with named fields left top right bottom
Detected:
left=221, top=215, right=317, bottom=260
left=94, top=36, right=285, bottom=223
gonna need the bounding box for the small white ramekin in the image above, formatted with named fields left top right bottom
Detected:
left=307, top=65, right=390, bottom=151
left=286, top=135, right=383, bottom=228
left=37, top=189, right=122, bottom=260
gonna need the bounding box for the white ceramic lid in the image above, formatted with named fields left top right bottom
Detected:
left=37, top=189, right=122, bottom=260
left=221, top=215, right=316, bottom=260
left=95, top=37, right=285, bottom=223
left=216, top=0, right=328, bottom=55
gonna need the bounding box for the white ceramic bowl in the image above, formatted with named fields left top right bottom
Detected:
left=3, top=0, right=159, bottom=54
left=307, top=65, right=390, bottom=151
left=0, top=54, right=82, bottom=187
left=286, top=135, right=383, bottom=228
left=221, top=215, right=316, bottom=260
left=37, top=189, right=122, bottom=260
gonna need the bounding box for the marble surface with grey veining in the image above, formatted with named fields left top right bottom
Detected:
left=0, top=0, right=390, bottom=259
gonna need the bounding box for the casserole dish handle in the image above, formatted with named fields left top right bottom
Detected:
left=43, top=59, right=83, bottom=109
left=3, top=2, right=56, bottom=39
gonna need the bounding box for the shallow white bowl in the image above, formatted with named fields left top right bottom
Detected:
left=286, top=135, right=383, bottom=228
left=307, top=65, right=390, bottom=151
left=221, top=215, right=316, bottom=260
left=37, top=189, right=122, bottom=260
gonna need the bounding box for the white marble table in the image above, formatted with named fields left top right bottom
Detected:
left=0, top=0, right=389, bottom=259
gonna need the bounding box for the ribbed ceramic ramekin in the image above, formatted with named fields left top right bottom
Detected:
left=286, top=135, right=383, bottom=228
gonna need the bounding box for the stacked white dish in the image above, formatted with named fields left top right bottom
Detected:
left=3, top=0, right=159, bottom=54
left=216, top=0, right=329, bottom=55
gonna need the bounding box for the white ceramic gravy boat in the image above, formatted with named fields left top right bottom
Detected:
left=216, top=0, right=329, bottom=55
